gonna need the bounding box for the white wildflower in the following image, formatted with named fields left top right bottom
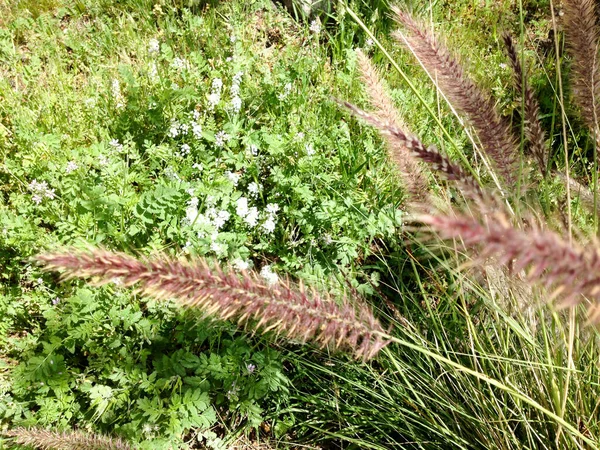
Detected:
left=266, top=203, right=280, bottom=215
left=171, top=57, right=187, bottom=71
left=248, top=181, right=260, bottom=197
left=29, top=179, right=56, bottom=204
left=169, top=121, right=180, bottom=138
left=233, top=71, right=243, bottom=83
left=148, top=38, right=160, bottom=55
left=192, top=109, right=200, bottom=120
left=213, top=210, right=230, bottom=229
left=236, top=197, right=249, bottom=217
left=186, top=204, right=199, bottom=224
left=244, top=207, right=259, bottom=227
left=98, top=155, right=109, bottom=167
left=109, top=138, right=124, bottom=152
left=65, top=161, right=78, bottom=173
left=111, top=79, right=125, bottom=109
left=262, top=216, right=276, bottom=234
left=295, top=132, right=305, bottom=141
left=164, top=166, right=181, bottom=181
left=211, top=241, right=227, bottom=257
left=192, top=123, right=203, bottom=139
left=179, top=123, right=189, bottom=135
left=212, top=78, right=223, bottom=93
left=305, top=143, right=315, bottom=156
left=192, top=162, right=203, bottom=171
left=215, top=131, right=229, bottom=147
left=260, top=265, right=278, bottom=285
left=233, top=258, right=250, bottom=271
left=230, top=96, right=242, bottom=113
left=178, top=143, right=191, bottom=157
left=278, top=82, right=292, bottom=100
left=309, top=19, right=321, bottom=35
left=208, top=92, right=221, bottom=109
left=230, top=34, right=237, bottom=43
left=84, top=97, right=96, bottom=108
left=248, top=144, right=259, bottom=156
left=225, top=171, right=240, bottom=186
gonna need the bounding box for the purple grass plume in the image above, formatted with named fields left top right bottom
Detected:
left=339, top=99, right=485, bottom=201
left=355, top=48, right=429, bottom=200
left=419, top=212, right=600, bottom=319
left=503, top=33, right=548, bottom=177
left=563, top=0, right=600, bottom=149
left=36, top=248, right=389, bottom=360
left=4, top=427, right=132, bottom=450
left=392, top=7, right=519, bottom=185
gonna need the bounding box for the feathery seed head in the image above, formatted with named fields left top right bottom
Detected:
left=4, top=427, right=131, bottom=450
left=36, top=249, right=389, bottom=360
left=419, top=212, right=600, bottom=318
left=392, top=7, right=519, bottom=185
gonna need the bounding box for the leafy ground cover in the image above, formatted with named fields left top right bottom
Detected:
left=2, top=0, right=600, bottom=449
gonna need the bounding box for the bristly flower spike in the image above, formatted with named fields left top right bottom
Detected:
left=339, top=99, right=485, bottom=202
left=563, top=0, right=600, bottom=150
left=392, top=7, right=519, bottom=185
left=355, top=48, right=429, bottom=200
left=503, top=33, right=548, bottom=177
left=4, top=427, right=132, bottom=450
left=419, top=212, right=600, bottom=318
left=36, top=248, right=389, bottom=360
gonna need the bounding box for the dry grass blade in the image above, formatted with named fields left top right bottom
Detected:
left=36, top=249, right=389, bottom=360
left=419, top=212, right=600, bottom=318
left=355, top=49, right=428, bottom=200
left=339, top=99, right=485, bottom=201
left=563, top=0, right=600, bottom=148
left=4, top=427, right=132, bottom=450
left=503, top=33, right=548, bottom=177
left=392, top=7, right=519, bottom=185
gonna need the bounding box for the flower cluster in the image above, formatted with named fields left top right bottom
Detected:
left=169, top=110, right=203, bottom=144
left=111, top=78, right=125, bottom=109
left=236, top=196, right=259, bottom=227
left=148, top=38, right=160, bottom=55
left=170, top=57, right=187, bottom=71
left=208, top=78, right=223, bottom=110
left=229, top=71, right=243, bottom=113
left=65, top=161, right=79, bottom=174
left=29, top=180, right=56, bottom=205
left=260, top=264, right=279, bottom=285
left=262, top=203, right=279, bottom=234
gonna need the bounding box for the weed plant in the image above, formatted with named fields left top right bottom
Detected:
left=0, top=0, right=404, bottom=447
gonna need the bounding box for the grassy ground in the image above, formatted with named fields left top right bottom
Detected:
left=1, top=0, right=600, bottom=449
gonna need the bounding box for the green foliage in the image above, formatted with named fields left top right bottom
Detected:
left=0, top=0, right=404, bottom=446
left=2, top=286, right=289, bottom=446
